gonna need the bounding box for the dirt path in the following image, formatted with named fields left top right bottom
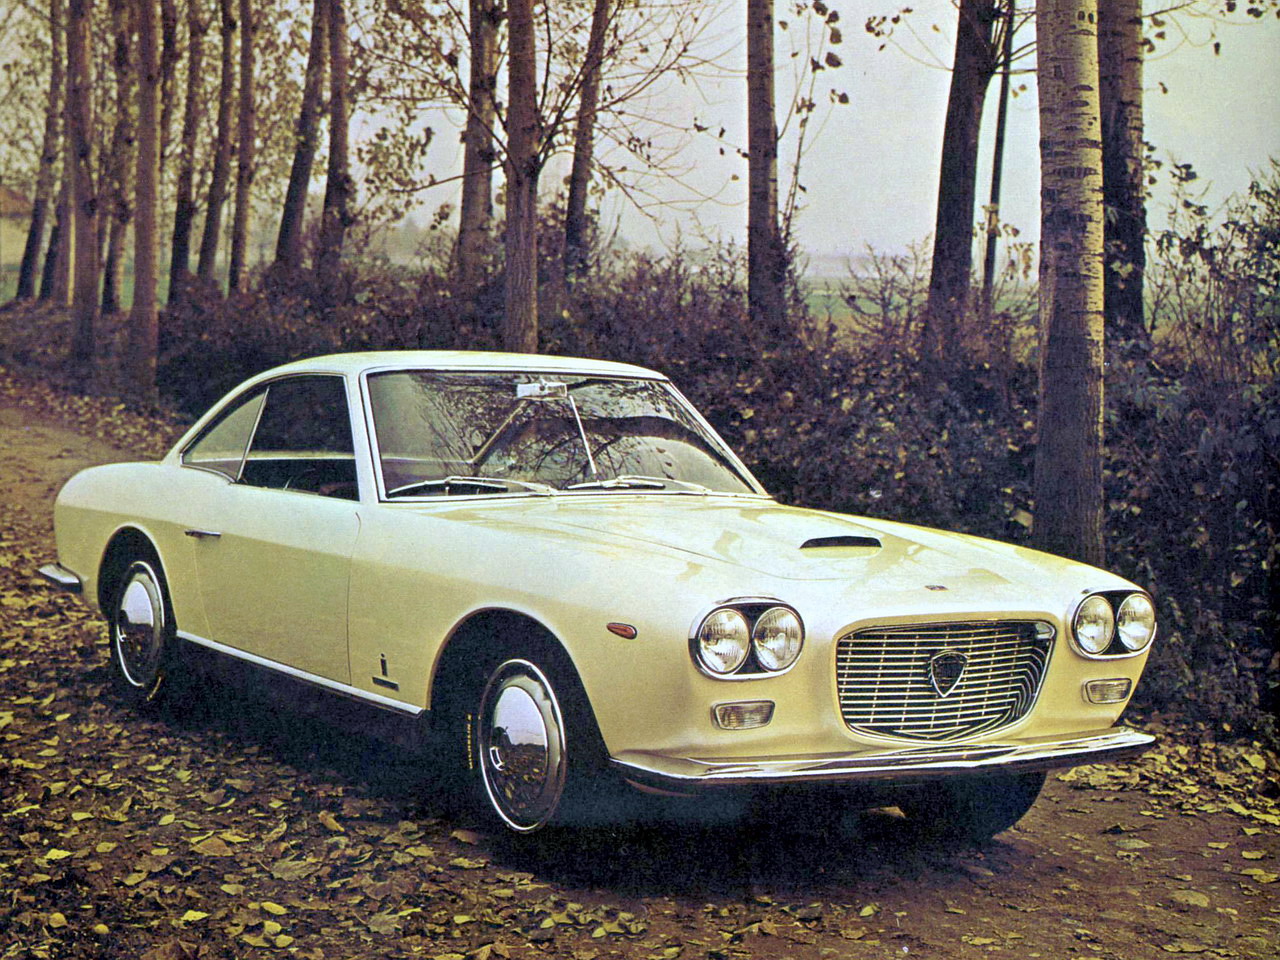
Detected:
left=1, top=390, right=1277, bottom=960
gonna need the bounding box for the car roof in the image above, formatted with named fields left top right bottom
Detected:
left=263, top=350, right=667, bottom=380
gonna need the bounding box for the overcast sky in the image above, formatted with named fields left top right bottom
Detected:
left=538, top=0, right=1280, bottom=261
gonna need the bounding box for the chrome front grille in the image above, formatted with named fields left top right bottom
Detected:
left=835, top=621, right=1053, bottom=741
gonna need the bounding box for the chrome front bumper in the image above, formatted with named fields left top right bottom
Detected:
left=612, top=726, right=1155, bottom=792
left=37, top=563, right=82, bottom=594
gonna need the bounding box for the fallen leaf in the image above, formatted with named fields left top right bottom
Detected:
left=180, top=910, right=208, bottom=923
left=191, top=836, right=233, bottom=857
left=260, top=901, right=287, bottom=916
left=317, top=811, right=344, bottom=833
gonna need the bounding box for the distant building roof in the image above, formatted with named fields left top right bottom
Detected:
left=0, top=185, right=33, bottom=219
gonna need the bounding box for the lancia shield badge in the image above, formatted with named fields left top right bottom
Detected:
left=927, top=649, right=968, bottom=698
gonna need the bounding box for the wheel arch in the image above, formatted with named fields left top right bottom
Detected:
left=97, top=526, right=166, bottom=614
left=428, top=608, right=602, bottom=742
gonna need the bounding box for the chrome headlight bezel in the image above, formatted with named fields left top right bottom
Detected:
left=1071, top=591, right=1156, bottom=658
left=691, top=600, right=805, bottom=679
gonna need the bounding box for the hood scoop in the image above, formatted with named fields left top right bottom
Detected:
left=800, top=535, right=882, bottom=550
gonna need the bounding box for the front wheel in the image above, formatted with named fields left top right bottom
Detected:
left=109, top=557, right=178, bottom=707
left=475, top=658, right=572, bottom=833
left=899, top=771, right=1046, bottom=843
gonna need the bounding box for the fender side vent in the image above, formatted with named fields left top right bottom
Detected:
left=801, top=535, right=881, bottom=550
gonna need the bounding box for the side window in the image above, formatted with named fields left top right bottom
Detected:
left=241, top=376, right=358, bottom=499
left=180, top=388, right=267, bottom=480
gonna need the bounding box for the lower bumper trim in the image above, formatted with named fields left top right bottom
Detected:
left=611, top=726, right=1155, bottom=792
left=37, top=563, right=83, bottom=594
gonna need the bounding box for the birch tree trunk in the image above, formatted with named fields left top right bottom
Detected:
left=275, top=0, right=326, bottom=269
left=16, top=0, right=63, bottom=302
left=922, top=0, right=998, bottom=368
left=563, top=0, right=611, bottom=280
left=503, top=0, right=539, bottom=353
left=228, top=0, right=255, bottom=292
left=979, top=0, right=1015, bottom=321
left=197, top=0, right=237, bottom=284
left=746, top=0, right=787, bottom=343
left=1033, top=0, right=1107, bottom=566
left=68, top=0, right=98, bottom=373
left=100, top=0, right=134, bottom=316
left=1098, top=0, right=1147, bottom=348
left=454, top=0, right=499, bottom=290
left=317, top=0, right=351, bottom=287
left=127, top=0, right=160, bottom=398
left=168, top=0, right=207, bottom=301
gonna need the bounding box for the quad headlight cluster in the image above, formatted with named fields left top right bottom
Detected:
left=692, top=602, right=804, bottom=677
left=1071, top=592, right=1156, bottom=657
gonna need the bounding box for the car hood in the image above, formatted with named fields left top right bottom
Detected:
left=441, top=494, right=1110, bottom=595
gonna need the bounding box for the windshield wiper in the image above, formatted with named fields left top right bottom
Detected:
left=387, top=476, right=553, bottom=498
left=565, top=474, right=710, bottom=493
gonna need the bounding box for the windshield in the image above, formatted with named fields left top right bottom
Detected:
left=366, top=371, right=759, bottom=497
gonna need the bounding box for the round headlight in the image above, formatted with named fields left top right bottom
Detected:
left=1116, top=593, right=1156, bottom=652
left=697, top=608, right=750, bottom=675
left=752, top=607, right=804, bottom=672
left=1074, top=594, right=1116, bottom=655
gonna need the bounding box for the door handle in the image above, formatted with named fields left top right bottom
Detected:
left=184, top=529, right=222, bottom=539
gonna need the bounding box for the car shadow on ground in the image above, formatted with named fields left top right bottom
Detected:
left=144, top=652, right=1023, bottom=898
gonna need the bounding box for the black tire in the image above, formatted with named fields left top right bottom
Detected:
left=443, top=639, right=608, bottom=834
left=108, top=555, right=180, bottom=708
left=899, top=771, right=1046, bottom=843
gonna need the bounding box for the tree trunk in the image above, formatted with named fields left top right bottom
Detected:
left=454, top=0, right=500, bottom=291
left=228, top=0, right=255, bottom=292
left=979, top=0, right=1014, bottom=321
left=101, top=0, right=135, bottom=317
left=68, top=0, right=98, bottom=373
left=16, top=0, right=63, bottom=302
left=168, top=0, right=207, bottom=302
left=158, top=0, right=178, bottom=170
left=127, top=0, right=160, bottom=399
left=746, top=0, right=787, bottom=344
left=1033, top=0, right=1107, bottom=567
left=922, top=0, right=998, bottom=368
left=197, top=0, right=237, bottom=285
left=275, top=0, right=326, bottom=269
left=38, top=198, right=65, bottom=302
left=317, top=0, right=351, bottom=287
left=503, top=0, right=539, bottom=353
left=1098, top=0, right=1147, bottom=348
left=563, top=0, right=611, bottom=279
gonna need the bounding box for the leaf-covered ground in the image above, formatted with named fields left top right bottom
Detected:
left=2, top=365, right=1278, bottom=960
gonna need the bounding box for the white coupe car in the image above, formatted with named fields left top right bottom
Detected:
left=40, top=351, right=1156, bottom=836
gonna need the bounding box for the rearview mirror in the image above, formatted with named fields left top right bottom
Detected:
left=516, top=381, right=568, bottom=400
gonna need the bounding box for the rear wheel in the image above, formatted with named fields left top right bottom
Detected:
left=899, top=771, right=1046, bottom=843
left=109, top=557, right=178, bottom=707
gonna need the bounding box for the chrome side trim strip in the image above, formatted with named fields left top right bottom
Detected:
left=611, top=726, right=1155, bottom=791
left=38, top=563, right=83, bottom=594
left=176, top=630, right=424, bottom=717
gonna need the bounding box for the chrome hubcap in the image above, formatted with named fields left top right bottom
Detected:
left=477, top=660, right=567, bottom=832
left=114, top=562, right=165, bottom=689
